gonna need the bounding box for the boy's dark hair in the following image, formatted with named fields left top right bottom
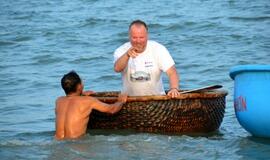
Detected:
left=129, top=19, right=148, bottom=31
left=61, top=71, right=81, bottom=95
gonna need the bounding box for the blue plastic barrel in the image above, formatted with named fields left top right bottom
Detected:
left=230, top=65, right=270, bottom=138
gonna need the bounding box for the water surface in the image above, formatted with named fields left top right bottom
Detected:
left=0, top=0, right=270, bottom=159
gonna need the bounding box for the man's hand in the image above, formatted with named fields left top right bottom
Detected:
left=126, top=47, right=140, bottom=58
left=167, top=88, right=180, bottom=98
left=166, top=65, right=180, bottom=98
left=82, top=90, right=95, bottom=96
left=114, top=47, right=139, bottom=73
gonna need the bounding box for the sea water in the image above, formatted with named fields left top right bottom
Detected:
left=0, top=0, right=270, bottom=159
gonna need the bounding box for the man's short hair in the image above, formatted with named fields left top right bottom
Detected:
left=61, top=71, right=81, bottom=95
left=129, top=20, right=148, bottom=31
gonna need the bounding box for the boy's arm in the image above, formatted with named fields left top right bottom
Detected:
left=89, top=94, right=127, bottom=114
left=54, top=99, right=64, bottom=140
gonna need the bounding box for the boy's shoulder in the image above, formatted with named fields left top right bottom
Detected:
left=70, top=95, right=98, bottom=103
left=56, top=96, right=65, bottom=102
left=81, top=95, right=98, bottom=102
left=55, top=95, right=98, bottom=104
left=56, top=96, right=69, bottom=102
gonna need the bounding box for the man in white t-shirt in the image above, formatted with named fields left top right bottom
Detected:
left=114, top=20, right=180, bottom=98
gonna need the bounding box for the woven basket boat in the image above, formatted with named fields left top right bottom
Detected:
left=88, top=90, right=228, bottom=134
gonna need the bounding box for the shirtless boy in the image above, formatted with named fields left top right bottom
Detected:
left=55, top=71, right=127, bottom=140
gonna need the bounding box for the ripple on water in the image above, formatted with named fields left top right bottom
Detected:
left=96, top=74, right=120, bottom=81
left=0, top=40, right=17, bottom=46
left=71, top=56, right=108, bottom=64
left=229, top=16, right=270, bottom=22
left=31, top=54, right=63, bottom=65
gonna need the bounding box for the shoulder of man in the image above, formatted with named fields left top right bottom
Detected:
left=147, top=40, right=169, bottom=54
left=115, top=42, right=131, bottom=53
left=148, top=40, right=168, bottom=50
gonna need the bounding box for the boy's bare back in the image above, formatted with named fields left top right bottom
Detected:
left=55, top=71, right=127, bottom=140
left=55, top=96, right=91, bottom=140
left=55, top=94, right=127, bottom=140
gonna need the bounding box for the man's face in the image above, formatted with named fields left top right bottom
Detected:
left=129, top=25, right=148, bottom=53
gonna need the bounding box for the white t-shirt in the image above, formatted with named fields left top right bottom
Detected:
left=114, top=40, right=175, bottom=96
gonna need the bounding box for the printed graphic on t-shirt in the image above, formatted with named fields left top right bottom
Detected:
left=130, top=71, right=151, bottom=82
left=145, top=61, right=153, bottom=68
